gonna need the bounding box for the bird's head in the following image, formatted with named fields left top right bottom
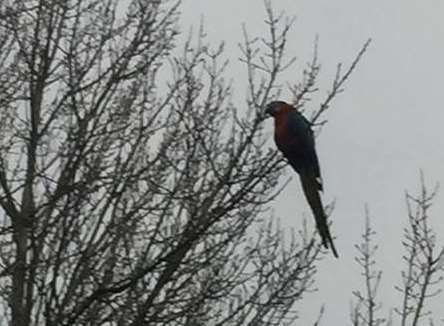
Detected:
left=265, top=101, right=289, bottom=118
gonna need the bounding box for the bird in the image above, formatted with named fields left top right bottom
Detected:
left=265, top=100, right=339, bottom=258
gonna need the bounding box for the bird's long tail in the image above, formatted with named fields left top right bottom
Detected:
left=300, top=173, right=339, bottom=258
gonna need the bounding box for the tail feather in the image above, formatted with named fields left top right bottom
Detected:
left=300, top=173, right=339, bottom=258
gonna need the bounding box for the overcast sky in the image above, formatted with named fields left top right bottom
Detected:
left=180, top=0, right=444, bottom=324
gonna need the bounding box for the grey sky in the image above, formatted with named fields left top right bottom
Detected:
left=180, top=0, right=444, bottom=323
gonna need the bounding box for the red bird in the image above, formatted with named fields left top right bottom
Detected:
left=266, top=101, right=338, bottom=258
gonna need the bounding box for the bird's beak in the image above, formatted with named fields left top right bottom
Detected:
left=264, top=105, right=274, bottom=118
left=261, top=109, right=271, bottom=121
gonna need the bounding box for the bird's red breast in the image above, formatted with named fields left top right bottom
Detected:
left=272, top=103, right=297, bottom=146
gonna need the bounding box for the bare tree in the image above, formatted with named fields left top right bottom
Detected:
left=351, top=208, right=385, bottom=326
left=351, top=174, right=444, bottom=326
left=0, top=1, right=367, bottom=325
left=395, top=174, right=444, bottom=326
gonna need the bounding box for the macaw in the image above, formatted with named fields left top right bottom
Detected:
left=265, top=101, right=339, bottom=258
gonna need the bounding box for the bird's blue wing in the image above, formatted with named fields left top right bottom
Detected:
left=285, top=110, right=323, bottom=190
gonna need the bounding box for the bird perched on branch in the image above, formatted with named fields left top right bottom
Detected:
left=265, top=100, right=338, bottom=258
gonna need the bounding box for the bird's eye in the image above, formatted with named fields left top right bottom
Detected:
left=272, top=103, right=282, bottom=113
